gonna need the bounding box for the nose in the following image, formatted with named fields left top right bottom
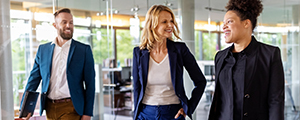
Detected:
left=222, top=24, right=227, bottom=30
left=168, top=22, right=173, bottom=27
left=66, top=23, right=70, bottom=28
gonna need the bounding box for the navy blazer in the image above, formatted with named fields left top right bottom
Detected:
left=132, top=40, right=207, bottom=120
left=209, top=36, right=285, bottom=120
left=20, top=39, right=95, bottom=116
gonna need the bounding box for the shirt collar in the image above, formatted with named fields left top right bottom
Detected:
left=228, top=36, right=258, bottom=56
left=51, top=38, right=72, bottom=47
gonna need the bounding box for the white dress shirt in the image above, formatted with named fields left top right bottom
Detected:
left=48, top=38, right=72, bottom=100
left=142, top=54, right=180, bottom=105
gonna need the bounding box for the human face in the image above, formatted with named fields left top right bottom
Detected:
left=54, top=12, right=74, bottom=40
left=223, top=11, right=247, bottom=44
left=154, top=11, right=174, bottom=40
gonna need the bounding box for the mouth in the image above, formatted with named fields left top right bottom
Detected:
left=224, top=30, right=230, bottom=38
left=64, top=29, right=72, bottom=34
left=165, top=29, right=172, bottom=33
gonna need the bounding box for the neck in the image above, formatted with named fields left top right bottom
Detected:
left=152, top=39, right=167, bottom=53
left=56, top=36, right=69, bottom=47
left=232, top=36, right=252, bottom=53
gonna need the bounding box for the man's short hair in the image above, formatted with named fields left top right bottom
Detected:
left=54, top=8, right=71, bottom=18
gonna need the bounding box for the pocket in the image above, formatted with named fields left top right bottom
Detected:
left=175, top=115, right=185, bottom=120
left=137, top=114, right=145, bottom=120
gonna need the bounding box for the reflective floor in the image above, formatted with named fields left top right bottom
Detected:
left=101, top=95, right=210, bottom=120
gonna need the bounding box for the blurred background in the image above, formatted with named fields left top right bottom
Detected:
left=0, top=0, right=299, bottom=119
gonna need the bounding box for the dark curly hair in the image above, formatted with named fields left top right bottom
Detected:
left=225, top=0, right=263, bottom=31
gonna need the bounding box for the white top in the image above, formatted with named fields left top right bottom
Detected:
left=48, top=38, right=72, bottom=100
left=142, top=54, right=180, bottom=105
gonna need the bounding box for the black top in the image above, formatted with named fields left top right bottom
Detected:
left=217, top=40, right=254, bottom=120
left=209, top=36, right=285, bottom=120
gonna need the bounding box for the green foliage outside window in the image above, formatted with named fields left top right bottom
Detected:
left=195, top=31, right=218, bottom=60
left=92, top=28, right=113, bottom=64
left=203, top=32, right=217, bottom=60
left=116, top=29, right=134, bottom=67
left=257, top=33, right=282, bottom=47
left=12, top=38, right=26, bottom=106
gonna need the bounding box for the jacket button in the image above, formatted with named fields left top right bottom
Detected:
left=178, top=94, right=181, bottom=97
left=244, top=94, right=250, bottom=98
left=244, top=112, right=248, bottom=116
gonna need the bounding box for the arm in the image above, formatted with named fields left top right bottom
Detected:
left=132, top=47, right=141, bottom=114
left=82, top=46, right=95, bottom=116
left=268, top=47, right=284, bottom=120
left=182, top=44, right=207, bottom=117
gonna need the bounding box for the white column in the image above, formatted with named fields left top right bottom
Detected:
left=291, top=5, right=300, bottom=107
left=178, top=0, right=195, bottom=54
left=0, top=0, right=14, bottom=119
left=178, top=0, right=197, bottom=120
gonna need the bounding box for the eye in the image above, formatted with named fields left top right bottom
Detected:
left=228, top=20, right=233, bottom=23
left=162, top=20, right=167, bottom=23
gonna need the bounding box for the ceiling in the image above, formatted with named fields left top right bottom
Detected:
left=11, top=0, right=300, bottom=25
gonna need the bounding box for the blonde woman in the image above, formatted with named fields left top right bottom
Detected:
left=132, top=5, right=206, bottom=120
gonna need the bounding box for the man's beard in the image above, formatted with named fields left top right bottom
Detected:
left=60, top=29, right=73, bottom=40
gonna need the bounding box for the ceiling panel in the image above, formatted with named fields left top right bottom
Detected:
left=10, top=0, right=300, bottom=25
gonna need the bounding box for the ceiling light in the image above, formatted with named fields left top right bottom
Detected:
left=164, top=1, right=172, bottom=7
left=131, top=6, right=139, bottom=12
left=114, top=10, right=119, bottom=14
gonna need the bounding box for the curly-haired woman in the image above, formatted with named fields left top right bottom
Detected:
left=208, top=0, right=285, bottom=120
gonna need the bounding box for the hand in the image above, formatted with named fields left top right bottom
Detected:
left=81, top=115, right=91, bottom=120
left=174, top=108, right=186, bottom=119
left=15, top=113, right=31, bottom=120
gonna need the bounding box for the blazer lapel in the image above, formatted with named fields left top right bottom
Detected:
left=244, top=54, right=257, bottom=91
left=167, top=40, right=177, bottom=88
left=140, top=49, right=149, bottom=87
left=67, top=39, right=76, bottom=68
left=244, top=38, right=259, bottom=91
left=215, top=48, right=229, bottom=83
left=48, top=43, right=55, bottom=75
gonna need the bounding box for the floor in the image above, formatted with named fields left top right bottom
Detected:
left=101, top=94, right=210, bottom=120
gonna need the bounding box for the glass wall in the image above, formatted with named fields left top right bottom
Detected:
left=8, top=0, right=300, bottom=120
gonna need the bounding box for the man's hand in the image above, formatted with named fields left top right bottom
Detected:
left=81, top=115, right=91, bottom=120
left=15, top=113, right=31, bottom=120
left=174, top=108, right=186, bottom=119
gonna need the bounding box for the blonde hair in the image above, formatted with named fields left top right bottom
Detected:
left=139, top=5, right=181, bottom=51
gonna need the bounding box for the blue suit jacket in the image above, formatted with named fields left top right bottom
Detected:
left=132, top=40, right=207, bottom=120
left=20, top=39, right=95, bottom=116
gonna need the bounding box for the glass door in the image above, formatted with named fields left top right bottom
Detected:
left=54, top=0, right=116, bottom=119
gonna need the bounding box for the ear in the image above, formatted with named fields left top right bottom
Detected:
left=244, top=19, right=251, bottom=29
left=52, top=22, right=56, bottom=28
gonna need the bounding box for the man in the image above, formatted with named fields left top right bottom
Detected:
left=20, top=8, right=95, bottom=120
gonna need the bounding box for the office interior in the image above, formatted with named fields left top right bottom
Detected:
left=0, top=0, right=300, bottom=119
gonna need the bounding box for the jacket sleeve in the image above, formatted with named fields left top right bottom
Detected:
left=268, top=47, right=284, bottom=120
left=83, top=45, right=96, bottom=116
left=181, top=44, right=207, bottom=117
left=20, top=46, right=42, bottom=110
left=208, top=51, right=221, bottom=120
left=132, top=47, right=141, bottom=116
